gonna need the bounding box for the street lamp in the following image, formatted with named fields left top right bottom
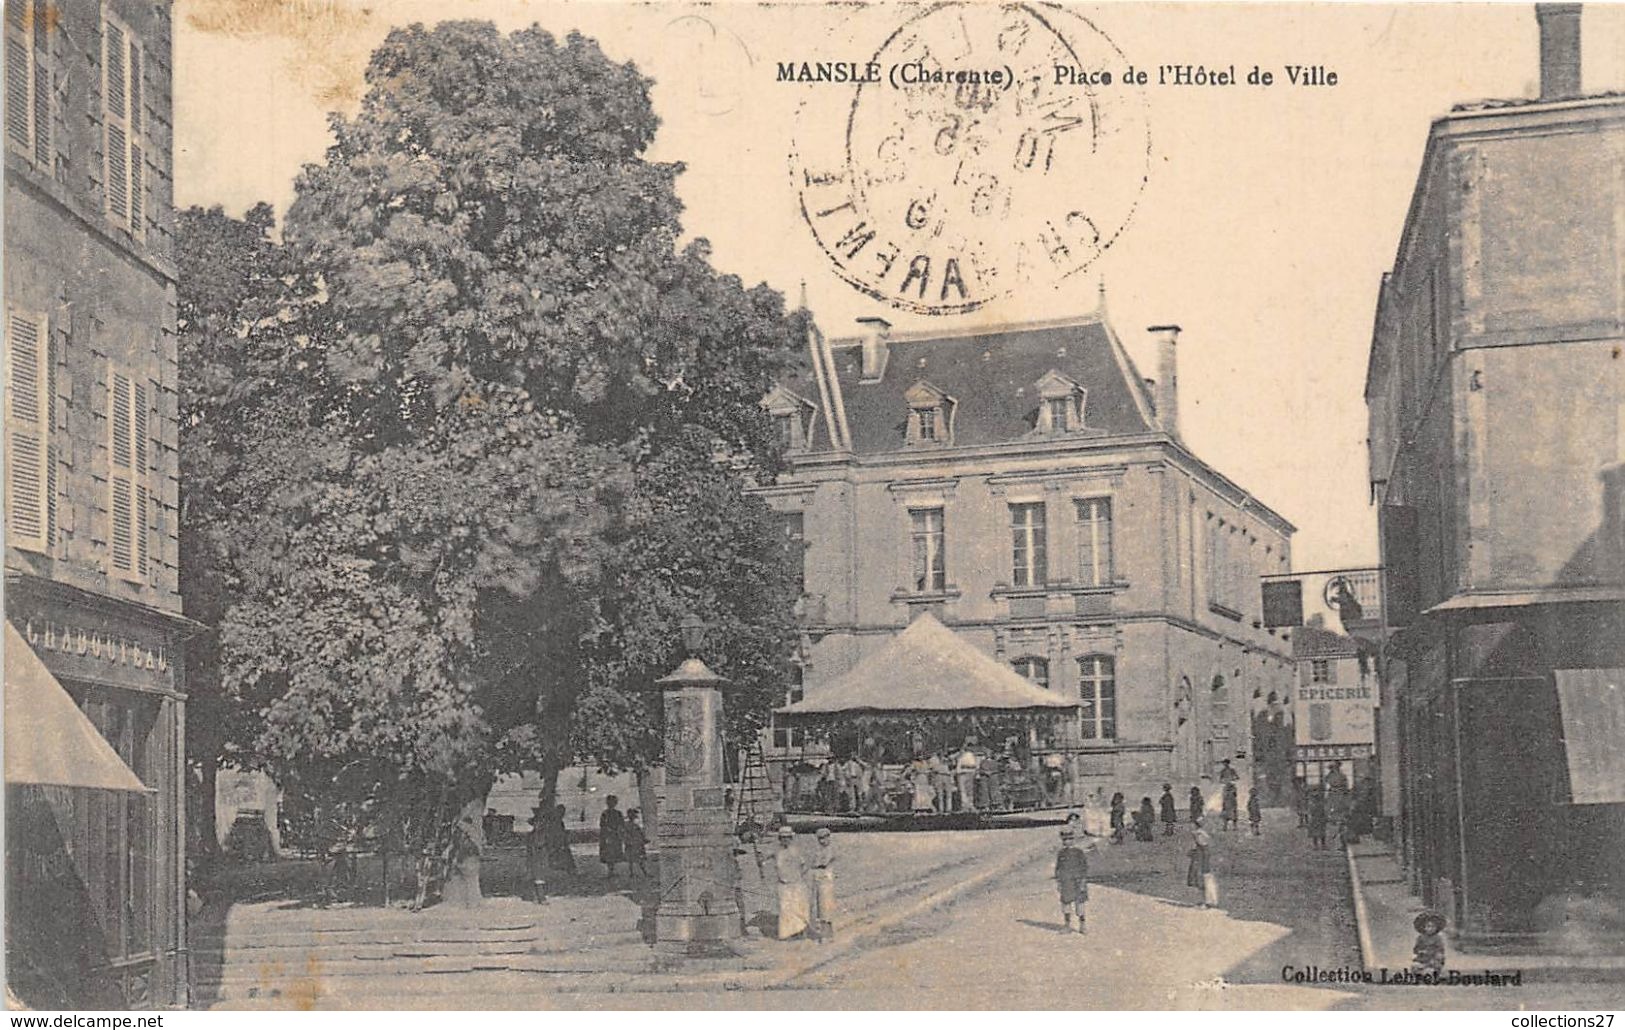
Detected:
left=642, top=613, right=743, bottom=958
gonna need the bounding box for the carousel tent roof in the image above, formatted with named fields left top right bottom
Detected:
left=776, top=613, right=1079, bottom=717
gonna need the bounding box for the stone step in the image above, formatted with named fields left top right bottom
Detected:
left=190, top=926, right=539, bottom=952
left=195, top=943, right=536, bottom=976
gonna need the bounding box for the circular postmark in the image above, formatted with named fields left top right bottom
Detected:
left=792, top=3, right=1149, bottom=316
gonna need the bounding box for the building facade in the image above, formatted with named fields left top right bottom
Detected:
left=1291, top=620, right=1377, bottom=788
left=1364, top=5, right=1625, bottom=947
left=5, top=0, right=188, bottom=1006
left=758, top=308, right=1296, bottom=799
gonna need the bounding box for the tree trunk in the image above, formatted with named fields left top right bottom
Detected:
left=441, top=796, right=486, bottom=908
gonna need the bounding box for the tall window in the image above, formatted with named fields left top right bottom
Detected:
left=1076, top=497, right=1113, bottom=587
left=779, top=511, right=805, bottom=595
left=102, top=12, right=145, bottom=235
left=1010, top=502, right=1047, bottom=587
left=1012, top=656, right=1050, bottom=690
left=916, top=407, right=938, bottom=441
left=5, top=0, right=50, bottom=164
left=1310, top=659, right=1335, bottom=684
left=1211, top=674, right=1230, bottom=741
left=109, top=372, right=148, bottom=579
left=6, top=308, right=52, bottom=551
left=774, top=413, right=794, bottom=450
left=1078, top=655, right=1116, bottom=740
left=910, top=507, right=945, bottom=592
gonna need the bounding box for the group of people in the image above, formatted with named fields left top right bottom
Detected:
left=784, top=744, right=1054, bottom=816
left=595, top=795, right=649, bottom=878
left=1106, top=762, right=1263, bottom=845
left=522, top=794, right=649, bottom=902
left=1051, top=799, right=1223, bottom=933
left=733, top=824, right=838, bottom=942
left=1295, top=762, right=1363, bottom=850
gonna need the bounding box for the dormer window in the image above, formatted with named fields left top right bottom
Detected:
left=1034, top=370, right=1086, bottom=433
left=904, top=380, right=954, bottom=447
left=1046, top=397, right=1071, bottom=430
left=761, top=384, right=819, bottom=452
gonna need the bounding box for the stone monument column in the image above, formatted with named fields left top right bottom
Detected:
left=646, top=615, right=742, bottom=956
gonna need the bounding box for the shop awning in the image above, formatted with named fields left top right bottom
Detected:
left=4, top=622, right=150, bottom=792
left=1425, top=586, right=1625, bottom=615
left=1554, top=668, right=1625, bottom=805
left=777, top=613, right=1079, bottom=718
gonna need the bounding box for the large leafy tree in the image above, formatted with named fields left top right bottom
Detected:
left=176, top=203, right=306, bottom=855
left=192, top=21, right=803, bottom=903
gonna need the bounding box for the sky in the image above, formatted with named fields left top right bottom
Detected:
left=172, top=1, right=1625, bottom=575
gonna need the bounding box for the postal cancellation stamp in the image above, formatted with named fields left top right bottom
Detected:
left=791, top=3, right=1151, bottom=315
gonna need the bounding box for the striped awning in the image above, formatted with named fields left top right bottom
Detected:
left=4, top=622, right=150, bottom=792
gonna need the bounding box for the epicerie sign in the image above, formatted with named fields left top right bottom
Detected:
left=1294, top=674, right=1375, bottom=749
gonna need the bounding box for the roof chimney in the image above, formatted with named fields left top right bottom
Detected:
left=1148, top=325, right=1181, bottom=438
left=1536, top=4, right=1582, bottom=100
left=855, top=317, right=891, bottom=382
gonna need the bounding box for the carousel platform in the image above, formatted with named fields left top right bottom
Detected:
left=781, top=806, right=1080, bottom=834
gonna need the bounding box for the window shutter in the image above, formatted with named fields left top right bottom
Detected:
left=5, top=2, right=30, bottom=148
left=30, top=0, right=46, bottom=163
left=44, top=327, right=56, bottom=546
left=6, top=309, right=49, bottom=549
left=126, top=40, right=142, bottom=230
left=102, top=18, right=129, bottom=225
left=133, top=381, right=148, bottom=575
left=109, top=372, right=134, bottom=574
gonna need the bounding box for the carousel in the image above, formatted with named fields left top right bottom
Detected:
left=773, top=614, right=1080, bottom=825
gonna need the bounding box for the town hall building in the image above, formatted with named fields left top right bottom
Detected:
left=756, top=300, right=1297, bottom=797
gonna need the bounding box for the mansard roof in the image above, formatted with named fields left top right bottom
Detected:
left=819, top=315, right=1156, bottom=454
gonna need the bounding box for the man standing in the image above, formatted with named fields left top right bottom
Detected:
left=1159, top=784, right=1178, bottom=836
left=929, top=752, right=954, bottom=814
left=842, top=754, right=865, bottom=812
left=956, top=743, right=980, bottom=813
left=1324, top=762, right=1352, bottom=838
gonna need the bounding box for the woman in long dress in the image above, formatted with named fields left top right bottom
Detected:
left=810, top=827, right=836, bottom=941
left=1109, top=792, right=1127, bottom=844
left=909, top=759, right=935, bottom=814
left=1187, top=818, right=1215, bottom=908
left=599, top=795, right=626, bottom=879
left=774, top=826, right=811, bottom=939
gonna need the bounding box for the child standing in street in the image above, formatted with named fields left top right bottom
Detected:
left=624, top=808, right=648, bottom=877
left=1054, top=828, right=1089, bottom=935
left=1413, top=911, right=1447, bottom=975
left=1247, top=787, right=1263, bottom=836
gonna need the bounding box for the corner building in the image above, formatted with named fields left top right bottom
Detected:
left=758, top=309, right=1296, bottom=797
left=1364, top=6, right=1625, bottom=948
left=5, top=0, right=188, bottom=1007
